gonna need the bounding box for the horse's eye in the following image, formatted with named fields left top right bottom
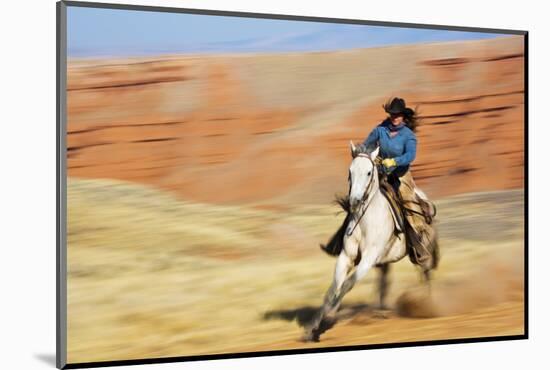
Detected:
left=367, top=171, right=372, bottom=176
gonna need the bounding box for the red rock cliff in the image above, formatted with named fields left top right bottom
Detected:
left=67, top=35, right=525, bottom=204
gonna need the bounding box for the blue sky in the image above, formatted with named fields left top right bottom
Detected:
left=67, top=6, right=510, bottom=57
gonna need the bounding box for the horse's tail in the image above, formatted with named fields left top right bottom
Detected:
left=335, top=194, right=351, bottom=213
left=319, top=195, right=351, bottom=257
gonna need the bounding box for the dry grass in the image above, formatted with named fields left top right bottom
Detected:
left=67, top=178, right=524, bottom=363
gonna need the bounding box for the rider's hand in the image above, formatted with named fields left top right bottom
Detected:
left=382, top=158, right=397, bottom=168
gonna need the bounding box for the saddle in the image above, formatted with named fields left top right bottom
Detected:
left=378, top=176, right=406, bottom=237
left=319, top=168, right=436, bottom=266
left=319, top=171, right=405, bottom=257
left=379, top=168, right=438, bottom=269
left=378, top=172, right=435, bottom=229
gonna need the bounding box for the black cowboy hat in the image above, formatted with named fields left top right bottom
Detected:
left=384, top=97, right=414, bottom=116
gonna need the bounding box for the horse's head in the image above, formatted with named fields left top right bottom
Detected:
left=348, top=141, right=380, bottom=213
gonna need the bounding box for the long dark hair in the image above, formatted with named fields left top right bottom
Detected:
left=382, top=98, right=420, bottom=133
left=403, top=106, right=420, bottom=132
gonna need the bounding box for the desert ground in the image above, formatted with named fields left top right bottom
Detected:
left=66, top=35, right=525, bottom=364
left=67, top=178, right=524, bottom=363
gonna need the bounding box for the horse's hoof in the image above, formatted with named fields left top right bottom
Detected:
left=302, top=329, right=320, bottom=343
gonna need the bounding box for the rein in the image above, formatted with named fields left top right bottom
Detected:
left=346, top=154, right=377, bottom=237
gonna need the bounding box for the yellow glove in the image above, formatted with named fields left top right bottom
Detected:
left=382, top=158, right=397, bottom=168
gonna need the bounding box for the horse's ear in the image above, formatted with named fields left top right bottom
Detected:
left=350, top=140, right=358, bottom=158
left=370, top=146, right=380, bottom=161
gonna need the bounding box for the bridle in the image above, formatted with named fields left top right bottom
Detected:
left=346, top=153, right=377, bottom=236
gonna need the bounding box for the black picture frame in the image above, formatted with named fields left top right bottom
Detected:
left=56, top=1, right=528, bottom=368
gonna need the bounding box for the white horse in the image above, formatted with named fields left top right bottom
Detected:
left=303, top=142, right=435, bottom=341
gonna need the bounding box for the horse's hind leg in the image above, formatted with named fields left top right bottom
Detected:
left=376, top=263, right=390, bottom=310
left=423, top=269, right=431, bottom=283
left=422, top=235, right=440, bottom=294
left=422, top=268, right=432, bottom=294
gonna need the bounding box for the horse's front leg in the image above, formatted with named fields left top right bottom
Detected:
left=303, top=234, right=359, bottom=341
left=336, top=248, right=378, bottom=306
left=305, top=248, right=378, bottom=341
left=323, top=250, right=355, bottom=317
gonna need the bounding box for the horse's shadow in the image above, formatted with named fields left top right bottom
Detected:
left=263, top=303, right=375, bottom=339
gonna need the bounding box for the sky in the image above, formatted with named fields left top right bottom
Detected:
left=67, top=6, right=511, bottom=58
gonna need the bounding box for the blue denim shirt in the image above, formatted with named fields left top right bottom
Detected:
left=362, top=119, right=417, bottom=176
